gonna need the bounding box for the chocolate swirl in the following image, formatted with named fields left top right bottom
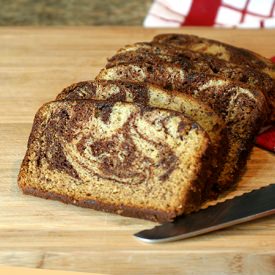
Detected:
left=40, top=101, right=180, bottom=185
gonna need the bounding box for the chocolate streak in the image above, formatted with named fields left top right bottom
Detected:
left=73, top=112, right=179, bottom=184
left=38, top=101, right=180, bottom=185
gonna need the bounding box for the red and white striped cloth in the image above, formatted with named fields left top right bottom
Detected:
left=144, top=0, right=275, bottom=28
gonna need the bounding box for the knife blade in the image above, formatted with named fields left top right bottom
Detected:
left=134, top=184, right=275, bottom=243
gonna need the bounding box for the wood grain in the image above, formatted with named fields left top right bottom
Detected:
left=0, top=27, right=274, bottom=275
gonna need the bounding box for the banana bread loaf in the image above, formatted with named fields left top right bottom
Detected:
left=18, top=33, right=270, bottom=222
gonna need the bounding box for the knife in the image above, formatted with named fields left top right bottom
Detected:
left=134, top=184, right=275, bottom=243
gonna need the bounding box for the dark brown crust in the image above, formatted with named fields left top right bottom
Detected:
left=184, top=135, right=217, bottom=204
left=20, top=185, right=175, bottom=223
left=56, top=80, right=96, bottom=101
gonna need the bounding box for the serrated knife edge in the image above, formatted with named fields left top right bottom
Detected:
left=135, top=209, right=275, bottom=244
left=134, top=183, right=275, bottom=243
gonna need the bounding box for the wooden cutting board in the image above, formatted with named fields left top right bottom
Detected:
left=0, top=27, right=274, bottom=275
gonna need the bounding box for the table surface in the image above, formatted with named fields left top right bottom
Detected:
left=0, top=27, right=275, bottom=275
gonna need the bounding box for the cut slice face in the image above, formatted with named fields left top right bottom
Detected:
left=18, top=100, right=211, bottom=222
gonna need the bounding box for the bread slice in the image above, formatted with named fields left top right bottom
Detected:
left=18, top=100, right=211, bottom=222
left=152, top=34, right=275, bottom=120
left=96, top=62, right=268, bottom=191
left=57, top=80, right=226, bottom=195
